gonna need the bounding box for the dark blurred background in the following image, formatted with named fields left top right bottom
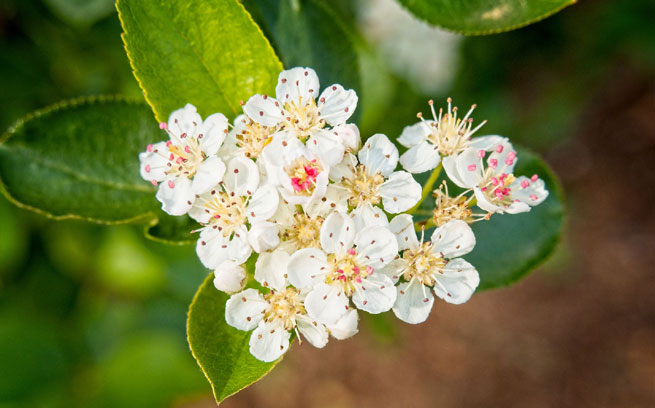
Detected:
left=0, top=0, right=653, bottom=407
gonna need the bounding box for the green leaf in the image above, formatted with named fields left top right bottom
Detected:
left=117, top=0, right=283, bottom=122
left=0, top=97, right=160, bottom=224
left=145, top=213, right=199, bottom=245
left=397, top=0, right=576, bottom=35
left=243, top=0, right=361, bottom=101
left=469, top=148, right=565, bottom=290
left=187, top=273, right=283, bottom=404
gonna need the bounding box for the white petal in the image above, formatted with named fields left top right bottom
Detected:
left=442, top=155, right=468, bottom=188
left=389, top=214, right=419, bottom=251
left=213, top=261, right=247, bottom=293
left=287, top=247, right=328, bottom=289
left=302, top=184, right=349, bottom=218
left=328, top=153, right=357, bottom=183
left=304, top=283, right=349, bottom=325
left=509, top=176, right=549, bottom=208
left=380, top=171, right=422, bottom=213
left=473, top=187, right=510, bottom=214
left=247, top=221, right=280, bottom=253
left=485, top=138, right=517, bottom=174
left=255, top=249, right=290, bottom=291
left=455, top=147, right=484, bottom=188
left=326, top=309, right=358, bottom=340
left=469, top=135, right=508, bottom=151
left=243, top=94, right=285, bottom=127
left=376, top=258, right=405, bottom=284
left=196, top=227, right=229, bottom=269
left=249, top=321, right=290, bottom=362
left=276, top=67, right=320, bottom=106
left=188, top=196, right=213, bottom=224
left=317, top=84, right=357, bottom=126
left=199, top=113, right=228, bottom=156
left=139, top=141, right=168, bottom=182
left=156, top=176, right=194, bottom=216
left=191, top=156, right=226, bottom=195
left=225, top=288, right=266, bottom=331
left=320, top=211, right=355, bottom=255
left=333, top=123, right=360, bottom=152
left=393, top=281, right=434, bottom=324
left=351, top=205, right=388, bottom=232
left=431, top=220, right=476, bottom=258
left=397, top=121, right=432, bottom=148
left=358, top=133, right=399, bottom=177
left=225, top=156, right=260, bottom=196
left=167, top=104, right=201, bottom=137
left=246, top=184, right=279, bottom=222
left=307, top=129, right=345, bottom=166
left=296, top=315, right=329, bottom=348
left=355, top=226, right=398, bottom=270
left=227, top=225, right=253, bottom=265
left=434, top=258, right=479, bottom=305
left=399, top=141, right=441, bottom=174
left=352, top=273, right=396, bottom=314
left=260, top=132, right=300, bottom=168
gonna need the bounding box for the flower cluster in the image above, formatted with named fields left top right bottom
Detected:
left=139, top=67, right=549, bottom=362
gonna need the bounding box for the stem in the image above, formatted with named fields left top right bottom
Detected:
left=408, top=163, right=442, bottom=214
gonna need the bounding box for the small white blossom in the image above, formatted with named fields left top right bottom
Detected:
left=286, top=211, right=398, bottom=325
left=330, top=133, right=421, bottom=229
left=443, top=139, right=549, bottom=214
left=244, top=67, right=358, bottom=166
left=139, top=104, right=229, bottom=215
left=387, top=215, right=479, bottom=324
left=189, top=156, right=279, bottom=274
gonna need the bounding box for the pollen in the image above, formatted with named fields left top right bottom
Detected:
left=342, top=164, right=385, bottom=208
left=236, top=117, right=275, bottom=159
left=282, top=213, right=324, bottom=249
left=263, top=287, right=306, bottom=331
left=432, top=182, right=475, bottom=226
left=200, top=190, right=248, bottom=238
left=325, top=249, right=373, bottom=296
left=419, top=98, right=486, bottom=156
left=401, top=241, right=446, bottom=287
left=281, top=97, right=325, bottom=141
left=287, top=157, right=322, bottom=195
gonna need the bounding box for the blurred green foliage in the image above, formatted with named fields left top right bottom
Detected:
left=0, top=0, right=652, bottom=405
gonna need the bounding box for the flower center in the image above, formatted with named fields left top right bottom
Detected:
left=480, top=172, right=516, bottom=206
left=282, top=98, right=325, bottom=141
left=263, top=287, right=306, bottom=330
left=401, top=242, right=446, bottom=286
left=164, top=138, right=204, bottom=178
left=282, top=213, right=323, bottom=250
left=325, top=248, right=373, bottom=296
left=342, top=164, right=385, bottom=208
left=236, top=118, right=274, bottom=159
left=432, top=186, right=473, bottom=226
left=420, top=98, right=485, bottom=156
left=287, top=158, right=322, bottom=195
left=202, top=189, right=248, bottom=238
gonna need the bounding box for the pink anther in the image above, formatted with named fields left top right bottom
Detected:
left=495, top=145, right=504, bottom=153
left=521, top=180, right=530, bottom=188
left=146, top=144, right=153, bottom=152
left=531, top=174, right=539, bottom=182
left=477, top=150, right=485, bottom=158
left=467, top=164, right=476, bottom=171
left=159, top=122, right=167, bottom=130
left=167, top=180, right=175, bottom=189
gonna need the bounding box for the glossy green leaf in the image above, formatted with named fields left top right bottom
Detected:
left=187, top=273, right=283, bottom=404
left=243, top=0, right=361, bottom=100
left=0, top=97, right=160, bottom=224
left=397, top=0, right=576, bottom=35
left=117, top=0, right=283, bottom=122
left=415, top=148, right=564, bottom=290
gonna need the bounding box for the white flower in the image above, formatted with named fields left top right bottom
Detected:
left=442, top=139, right=549, bottom=214
left=286, top=211, right=398, bottom=325
left=243, top=67, right=358, bottom=166
left=398, top=99, right=498, bottom=174
left=330, top=133, right=421, bottom=229
left=225, top=249, right=357, bottom=362
left=387, top=215, right=479, bottom=324
left=189, top=155, right=279, bottom=273
left=139, top=104, right=228, bottom=215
